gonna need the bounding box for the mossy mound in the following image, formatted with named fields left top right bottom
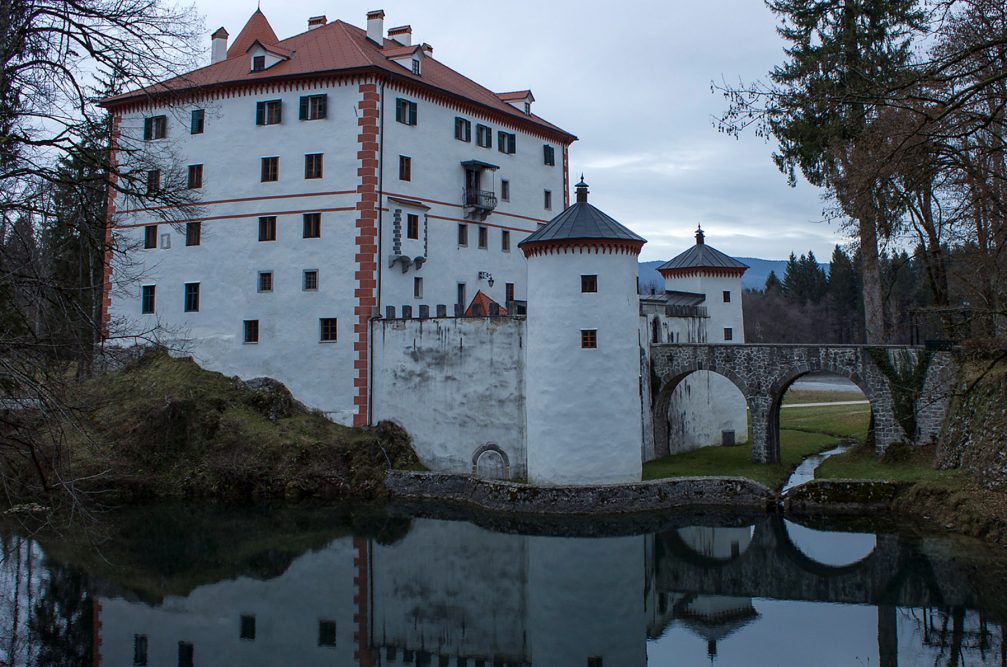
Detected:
left=67, top=349, right=421, bottom=501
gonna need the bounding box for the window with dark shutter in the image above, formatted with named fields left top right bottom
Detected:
left=256, top=100, right=281, bottom=125
left=299, top=94, right=328, bottom=120
left=143, top=115, right=166, bottom=140
left=498, top=132, right=516, bottom=154
left=395, top=98, right=417, bottom=125
left=454, top=117, right=471, bottom=142
left=476, top=124, right=492, bottom=148
left=190, top=109, right=204, bottom=134
left=543, top=144, right=555, bottom=166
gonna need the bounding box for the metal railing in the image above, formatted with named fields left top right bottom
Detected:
left=465, top=189, right=497, bottom=210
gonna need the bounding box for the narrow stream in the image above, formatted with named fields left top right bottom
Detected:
left=782, top=441, right=853, bottom=492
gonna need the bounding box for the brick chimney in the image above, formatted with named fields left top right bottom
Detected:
left=366, top=10, right=384, bottom=45
left=307, top=15, right=327, bottom=30
left=388, top=25, right=411, bottom=46
left=210, top=27, right=228, bottom=64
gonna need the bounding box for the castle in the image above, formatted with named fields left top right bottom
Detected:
left=101, top=8, right=748, bottom=485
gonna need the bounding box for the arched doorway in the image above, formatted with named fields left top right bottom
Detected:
left=653, top=369, right=751, bottom=459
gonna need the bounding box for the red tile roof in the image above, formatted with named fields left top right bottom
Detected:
left=465, top=290, right=507, bottom=317
left=101, top=11, right=575, bottom=142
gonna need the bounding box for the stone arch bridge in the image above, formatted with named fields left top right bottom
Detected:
left=649, top=344, right=958, bottom=463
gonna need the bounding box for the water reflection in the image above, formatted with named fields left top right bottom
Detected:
left=2, top=511, right=1006, bottom=666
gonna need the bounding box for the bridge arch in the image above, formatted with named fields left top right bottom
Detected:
left=653, top=366, right=751, bottom=459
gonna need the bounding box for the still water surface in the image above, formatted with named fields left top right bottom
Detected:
left=2, top=504, right=1006, bottom=666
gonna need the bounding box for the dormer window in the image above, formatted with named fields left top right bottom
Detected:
left=411, top=59, right=421, bottom=75
left=524, top=101, right=531, bottom=114
left=252, top=55, right=265, bottom=71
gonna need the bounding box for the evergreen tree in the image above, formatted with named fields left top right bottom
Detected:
left=764, top=270, right=784, bottom=295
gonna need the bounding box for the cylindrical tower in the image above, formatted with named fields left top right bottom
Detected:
left=519, top=178, right=646, bottom=485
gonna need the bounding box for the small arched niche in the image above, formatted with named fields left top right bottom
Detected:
left=472, top=444, right=510, bottom=480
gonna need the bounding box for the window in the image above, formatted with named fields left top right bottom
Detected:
left=178, top=641, right=194, bottom=667
left=724, top=327, right=734, bottom=341
left=497, top=131, right=516, bottom=154
left=252, top=54, right=265, bottom=71
left=505, top=282, right=514, bottom=303
left=581, top=274, right=597, bottom=293
left=243, top=320, right=259, bottom=343
left=183, top=283, right=199, bottom=312
left=190, top=109, right=205, bottom=135
left=304, top=153, right=323, bottom=179
left=144, top=225, right=157, bottom=249
left=407, top=214, right=419, bottom=239
left=261, top=156, right=279, bottom=182
left=457, top=223, right=468, bottom=246
left=187, top=164, right=203, bottom=189
left=319, top=319, right=338, bottom=343
left=454, top=117, right=471, bottom=142
left=476, top=124, right=492, bottom=147
left=303, top=213, right=321, bottom=238
left=501, top=229, right=510, bottom=252
left=303, top=270, right=318, bottom=291
left=143, top=115, right=166, bottom=140
left=399, top=155, right=412, bottom=181
left=500, top=179, right=510, bottom=201
left=299, top=94, right=327, bottom=120
left=587, top=658, right=603, bottom=667
left=457, top=283, right=467, bottom=308
left=414, top=277, right=423, bottom=298
left=141, top=285, right=155, bottom=314
left=146, top=169, right=160, bottom=195
left=543, top=144, right=556, bottom=166
left=478, top=226, right=488, bottom=249
left=411, top=59, right=421, bottom=75
left=524, top=100, right=531, bottom=114
left=258, top=216, right=276, bottom=241
left=544, top=189, right=552, bottom=210
left=258, top=271, right=272, bottom=292
left=240, top=615, right=256, bottom=641
left=133, top=634, right=148, bottom=665
left=723, top=290, right=732, bottom=303
left=255, top=99, right=282, bottom=125
left=581, top=329, right=598, bottom=349
left=395, top=98, right=417, bottom=125
left=185, top=221, right=201, bottom=246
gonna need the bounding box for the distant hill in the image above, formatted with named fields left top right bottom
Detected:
left=639, top=257, right=826, bottom=293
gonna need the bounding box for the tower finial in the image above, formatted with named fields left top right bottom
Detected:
left=575, top=174, right=589, bottom=203
left=695, top=224, right=705, bottom=245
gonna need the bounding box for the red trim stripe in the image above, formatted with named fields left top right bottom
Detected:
left=117, top=189, right=357, bottom=215
left=115, top=206, right=356, bottom=229
left=353, top=81, right=380, bottom=427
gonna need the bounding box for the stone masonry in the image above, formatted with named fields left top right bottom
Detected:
left=650, top=344, right=957, bottom=463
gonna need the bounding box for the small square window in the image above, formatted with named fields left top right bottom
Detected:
left=252, top=55, right=265, bottom=71
left=261, top=156, right=279, bottom=182
left=190, top=109, right=204, bottom=135
left=141, top=285, right=155, bottom=314
left=501, top=179, right=510, bottom=201
left=133, top=634, right=148, bottom=665
left=581, top=329, right=597, bottom=349
left=476, top=124, right=492, bottom=148
left=414, top=277, right=423, bottom=298
left=240, top=614, right=256, bottom=640
left=319, top=319, right=337, bottom=343
left=724, top=327, right=733, bottom=341
left=143, top=115, right=166, bottom=141
left=454, top=117, right=471, bottom=142
left=457, top=223, right=468, bottom=246
left=258, top=271, right=272, bottom=292
left=243, top=320, right=259, bottom=344
left=478, top=226, right=488, bottom=249
left=581, top=274, right=597, bottom=293
left=258, top=216, right=277, bottom=241
left=256, top=99, right=282, bottom=125
left=146, top=169, right=160, bottom=195
left=544, top=189, right=552, bottom=211
left=723, top=290, right=732, bottom=303
left=395, top=98, right=417, bottom=126
left=299, top=94, right=328, bottom=120
left=185, top=221, right=201, bottom=246
left=399, top=155, right=412, bottom=181
left=304, top=153, right=323, bottom=179
left=501, top=229, right=510, bottom=252
left=144, top=224, right=157, bottom=249
left=187, top=164, right=203, bottom=189
left=178, top=641, right=194, bottom=667
left=183, top=282, right=200, bottom=312
left=303, top=213, right=321, bottom=238
left=303, top=270, right=318, bottom=291
left=407, top=214, right=419, bottom=239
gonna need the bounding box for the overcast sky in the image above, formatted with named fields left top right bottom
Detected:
left=200, top=0, right=849, bottom=262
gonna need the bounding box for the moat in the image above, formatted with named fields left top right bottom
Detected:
left=3, top=504, right=1006, bottom=666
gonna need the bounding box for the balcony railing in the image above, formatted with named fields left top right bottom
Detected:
left=465, top=189, right=497, bottom=211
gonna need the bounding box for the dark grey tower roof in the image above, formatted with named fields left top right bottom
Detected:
left=518, top=177, right=646, bottom=248
left=658, top=226, right=748, bottom=273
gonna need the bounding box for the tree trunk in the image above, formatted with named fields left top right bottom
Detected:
left=859, top=213, right=887, bottom=343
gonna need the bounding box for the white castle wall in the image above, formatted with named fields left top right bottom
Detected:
left=371, top=316, right=526, bottom=478
left=667, top=371, right=750, bottom=452
left=662, top=273, right=745, bottom=344
left=525, top=249, right=644, bottom=485
left=97, top=537, right=358, bottom=667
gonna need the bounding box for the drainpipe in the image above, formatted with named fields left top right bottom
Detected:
left=367, top=79, right=386, bottom=427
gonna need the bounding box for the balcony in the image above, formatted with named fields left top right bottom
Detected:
left=464, top=189, right=497, bottom=220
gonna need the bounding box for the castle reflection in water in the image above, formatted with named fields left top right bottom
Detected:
left=4, top=514, right=1005, bottom=666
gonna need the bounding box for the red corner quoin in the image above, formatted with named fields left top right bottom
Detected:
left=353, top=81, right=380, bottom=426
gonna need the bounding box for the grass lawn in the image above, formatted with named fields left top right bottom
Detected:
left=783, top=388, right=866, bottom=405
left=643, top=402, right=871, bottom=490
left=816, top=441, right=964, bottom=489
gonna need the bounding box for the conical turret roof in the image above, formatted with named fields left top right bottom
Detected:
left=658, top=226, right=747, bottom=276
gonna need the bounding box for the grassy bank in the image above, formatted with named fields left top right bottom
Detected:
left=643, top=399, right=871, bottom=490
left=56, top=349, right=421, bottom=501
